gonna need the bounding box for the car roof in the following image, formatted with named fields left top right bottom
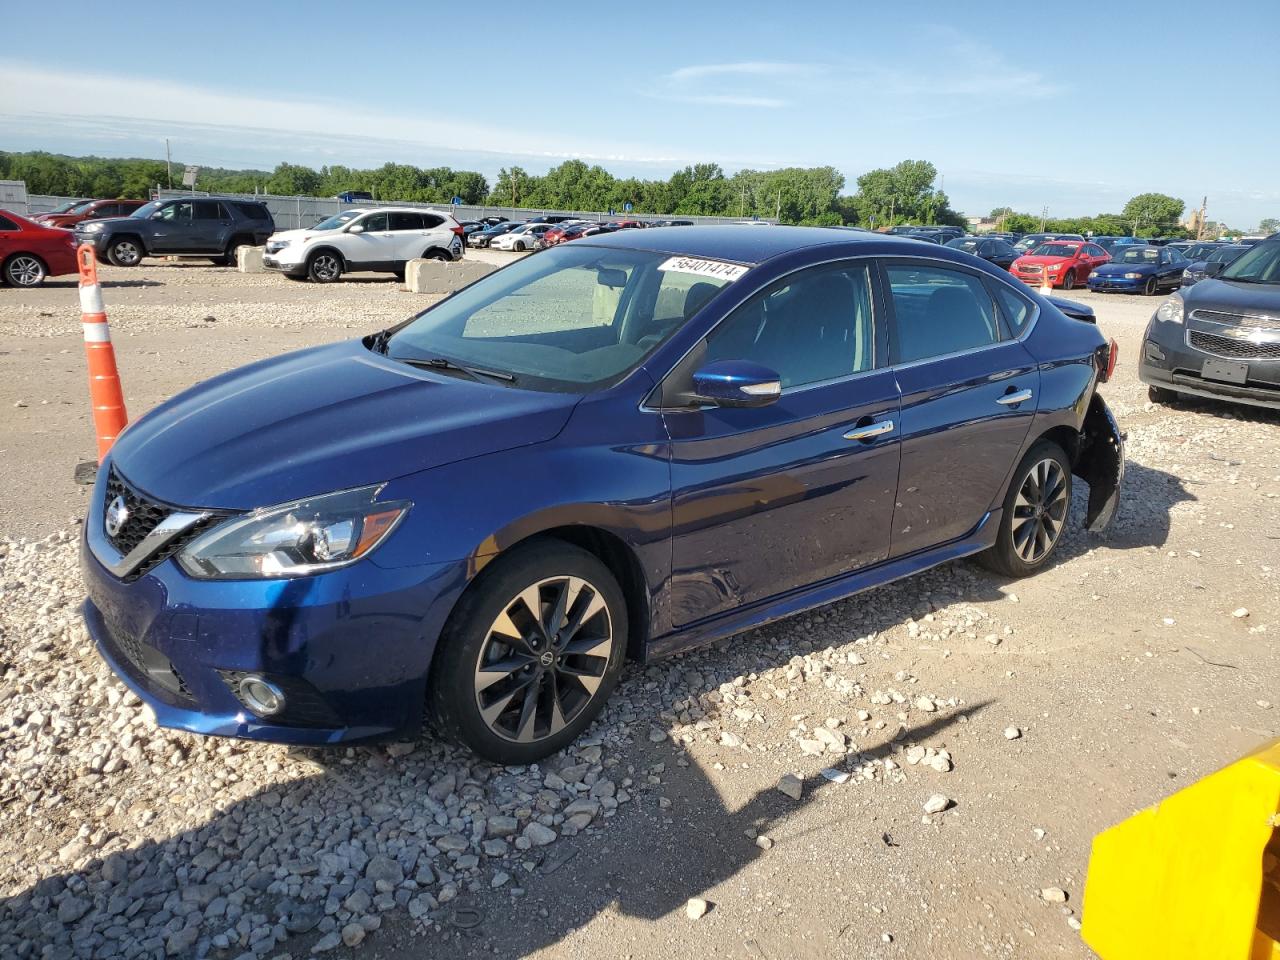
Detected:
left=577, top=224, right=954, bottom=266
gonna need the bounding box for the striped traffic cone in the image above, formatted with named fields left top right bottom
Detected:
left=77, top=245, right=128, bottom=461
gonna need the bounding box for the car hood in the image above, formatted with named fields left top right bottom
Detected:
left=269, top=228, right=329, bottom=243
left=108, top=339, right=580, bottom=510
left=1015, top=255, right=1074, bottom=267
left=1183, top=277, right=1280, bottom=313
left=1093, top=261, right=1156, bottom=275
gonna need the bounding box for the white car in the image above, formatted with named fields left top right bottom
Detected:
left=262, top=207, right=464, bottom=282
left=490, top=222, right=555, bottom=252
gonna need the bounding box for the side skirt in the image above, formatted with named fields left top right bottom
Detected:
left=646, top=510, right=1002, bottom=661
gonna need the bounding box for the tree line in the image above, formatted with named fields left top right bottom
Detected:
left=1, top=150, right=967, bottom=227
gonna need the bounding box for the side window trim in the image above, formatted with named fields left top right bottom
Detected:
left=878, top=256, right=1011, bottom=368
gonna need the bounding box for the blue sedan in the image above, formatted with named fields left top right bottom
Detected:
left=1087, top=244, right=1188, bottom=294
left=82, top=227, right=1124, bottom=762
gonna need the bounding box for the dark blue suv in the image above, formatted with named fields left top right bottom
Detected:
left=81, top=227, right=1123, bottom=763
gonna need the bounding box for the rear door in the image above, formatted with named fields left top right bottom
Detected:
left=665, top=260, right=902, bottom=626
left=389, top=211, right=428, bottom=261
left=882, top=259, right=1039, bottom=558
left=192, top=200, right=232, bottom=251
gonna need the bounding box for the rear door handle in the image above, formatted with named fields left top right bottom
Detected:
left=997, top=389, right=1034, bottom=406
left=844, top=419, right=895, bottom=441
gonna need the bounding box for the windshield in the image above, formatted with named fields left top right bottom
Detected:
left=384, top=244, right=746, bottom=391
left=1207, top=246, right=1245, bottom=263
left=312, top=211, right=361, bottom=231
left=1221, top=239, right=1280, bottom=283
left=49, top=200, right=92, bottom=214
left=946, top=238, right=980, bottom=251
left=1030, top=243, right=1080, bottom=257
left=130, top=200, right=164, bottom=219
left=1117, top=247, right=1159, bottom=264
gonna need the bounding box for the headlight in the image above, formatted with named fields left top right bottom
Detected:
left=1089, top=271, right=1099, bottom=278
left=1048, top=265, right=1061, bottom=272
left=1123, top=272, right=1143, bottom=279
left=177, top=485, right=410, bottom=580
left=1155, top=293, right=1184, bottom=324
left=82, top=222, right=105, bottom=233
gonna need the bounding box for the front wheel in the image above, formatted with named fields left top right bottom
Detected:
left=1143, top=277, right=1158, bottom=296
left=307, top=251, right=342, bottom=283
left=1061, top=270, right=1075, bottom=291
left=3, top=254, right=46, bottom=287
left=107, top=239, right=143, bottom=267
left=428, top=541, right=627, bottom=764
left=514, top=241, right=526, bottom=252
left=977, top=440, right=1072, bottom=579
left=1148, top=384, right=1179, bottom=405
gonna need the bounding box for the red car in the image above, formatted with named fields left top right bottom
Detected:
left=0, top=210, right=79, bottom=287
left=35, top=198, right=147, bottom=229
left=1010, top=240, right=1110, bottom=291
left=542, top=222, right=595, bottom=246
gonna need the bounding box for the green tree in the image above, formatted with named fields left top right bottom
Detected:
left=1259, top=217, right=1278, bottom=235
left=1120, top=193, right=1185, bottom=232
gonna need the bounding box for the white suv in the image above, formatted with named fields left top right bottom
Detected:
left=263, top=207, right=464, bottom=282
left=490, top=222, right=555, bottom=252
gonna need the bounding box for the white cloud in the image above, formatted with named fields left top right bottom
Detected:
left=667, top=61, right=824, bottom=82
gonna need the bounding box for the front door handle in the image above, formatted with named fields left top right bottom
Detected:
left=844, top=419, right=895, bottom=442
left=997, top=389, right=1034, bottom=406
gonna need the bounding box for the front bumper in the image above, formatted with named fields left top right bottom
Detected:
left=1139, top=316, right=1280, bottom=410
left=1088, top=276, right=1145, bottom=292
left=262, top=254, right=307, bottom=277
left=80, top=476, right=464, bottom=744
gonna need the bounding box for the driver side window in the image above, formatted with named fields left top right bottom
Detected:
left=360, top=213, right=389, bottom=232
left=705, top=263, right=874, bottom=389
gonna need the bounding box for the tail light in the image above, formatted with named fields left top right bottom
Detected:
left=451, top=225, right=465, bottom=237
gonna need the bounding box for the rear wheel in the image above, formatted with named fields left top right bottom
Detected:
left=3, top=254, right=46, bottom=287
left=306, top=251, right=343, bottom=283
left=107, top=238, right=143, bottom=267
left=426, top=249, right=450, bottom=261
left=428, top=541, right=627, bottom=764
left=977, top=440, right=1072, bottom=579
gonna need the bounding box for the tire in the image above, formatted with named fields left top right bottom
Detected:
left=1061, top=270, right=1075, bottom=291
left=107, top=238, right=143, bottom=267
left=428, top=540, right=628, bottom=764
left=1143, top=277, right=1158, bottom=296
left=426, top=250, right=450, bottom=261
left=515, top=241, right=526, bottom=252
left=306, top=251, right=343, bottom=283
left=3, top=254, right=47, bottom=288
left=977, top=440, right=1072, bottom=579
left=1148, top=384, right=1179, bottom=405
left=214, top=236, right=250, bottom=267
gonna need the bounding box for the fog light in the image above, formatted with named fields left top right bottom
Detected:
left=1144, top=340, right=1166, bottom=363
left=238, top=676, right=286, bottom=717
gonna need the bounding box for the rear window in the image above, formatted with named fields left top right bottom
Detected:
left=235, top=202, right=271, bottom=221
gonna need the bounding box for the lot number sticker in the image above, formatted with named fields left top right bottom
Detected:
left=658, top=256, right=749, bottom=282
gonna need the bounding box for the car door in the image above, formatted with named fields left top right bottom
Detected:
left=0, top=214, right=17, bottom=261
left=882, top=259, right=1039, bottom=558
left=1161, top=248, right=1185, bottom=287
left=146, top=201, right=190, bottom=252
left=341, top=212, right=391, bottom=268
left=664, top=260, right=902, bottom=626
left=389, top=211, right=428, bottom=262
left=191, top=200, right=232, bottom=252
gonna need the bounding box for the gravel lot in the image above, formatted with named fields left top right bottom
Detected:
left=0, top=255, right=1276, bottom=960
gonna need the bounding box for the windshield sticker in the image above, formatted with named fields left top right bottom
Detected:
left=658, top=256, right=749, bottom=282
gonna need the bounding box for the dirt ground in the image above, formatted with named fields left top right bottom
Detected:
left=0, top=253, right=1276, bottom=960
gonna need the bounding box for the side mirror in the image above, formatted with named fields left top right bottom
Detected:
left=1203, top=260, right=1225, bottom=277
left=151, top=212, right=165, bottom=220
left=348, top=224, right=365, bottom=234
left=690, top=360, right=782, bottom=408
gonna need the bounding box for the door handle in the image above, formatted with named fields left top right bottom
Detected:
left=843, top=419, right=895, bottom=441
left=997, top=389, right=1033, bottom=406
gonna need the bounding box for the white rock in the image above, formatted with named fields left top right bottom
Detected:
left=923, top=794, right=952, bottom=814
left=1041, top=887, right=1068, bottom=903
left=686, top=897, right=709, bottom=920
left=1004, top=726, right=1022, bottom=740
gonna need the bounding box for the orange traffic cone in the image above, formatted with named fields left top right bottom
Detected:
left=77, top=245, right=128, bottom=461
left=1039, top=268, right=1054, bottom=296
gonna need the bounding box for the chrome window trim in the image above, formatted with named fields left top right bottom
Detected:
left=641, top=251, right=1041, bottom=413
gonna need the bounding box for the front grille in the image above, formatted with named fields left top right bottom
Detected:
left=104, top=467, right=173, bottom=555
left=1018, top=264, right=1043, bottom=274
left=103, top=468, right=231, bottom=582
left=1189, top=330, right=1280, bottom=361
left=1191, top=309, right=1280, bottom=330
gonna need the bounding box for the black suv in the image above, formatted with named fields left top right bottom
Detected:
left=75, top=197, right=275, bottom=267
left=1140, top=233, right=1280, bottom=410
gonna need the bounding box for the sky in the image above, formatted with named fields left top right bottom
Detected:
left=1, top=0, right=1276, bottom=228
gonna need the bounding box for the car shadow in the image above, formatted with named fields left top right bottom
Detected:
left=30, top=279, right=164, bottom=290
left=1160, top=393, right=1280, bottom=426
left=0, top=694, right=988, bottom=959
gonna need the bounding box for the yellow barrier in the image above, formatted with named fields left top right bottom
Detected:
left=1082, top=739, right=1280, bottom=959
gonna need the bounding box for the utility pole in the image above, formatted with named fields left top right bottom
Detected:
left=739, top=183, right=746, bottom=218
left=165, top=139, right=173, bottom=189
left=775, top=190, right=781, bottom=222
left=1039, top=205, right=1048, bottom=231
